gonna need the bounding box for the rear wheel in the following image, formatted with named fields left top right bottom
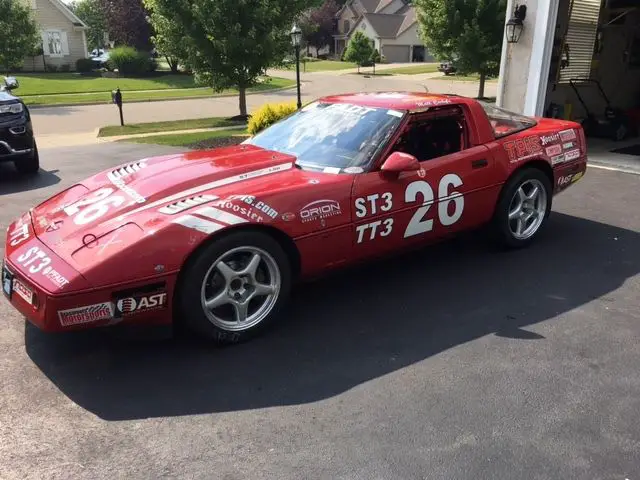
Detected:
left=14, top=142, right=39, bottom=175
left=177, top=230, right=292, bottom=345
left=491, top=167, right=552, bottom=249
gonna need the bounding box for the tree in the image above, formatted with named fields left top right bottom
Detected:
left=144, top=0, right=188, bottom=73
left=143, top=0, right=321, bottom=118
left=343, top=31, right=374, bottom=73
left=299, top=0, right=339, bottom=56
left=100, top=0, right=153, bottom=51
left=415, top=0, right=506, bottom=98
left=0, top=0, right=40, bottom=72
left=71, top=0, right=108, bottom=50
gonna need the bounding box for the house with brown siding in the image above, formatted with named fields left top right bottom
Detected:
left=333, top=0, right=434, bottom=63
left=21, top=0, right=89, bottom=72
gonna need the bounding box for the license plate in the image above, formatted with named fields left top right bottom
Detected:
left=13, top=278, right=33, bottom=305
left=2, top=264, right=13, bottom=299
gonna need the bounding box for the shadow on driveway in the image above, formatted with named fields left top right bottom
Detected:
left=24, top=213, right=640, bottom=420
left=0, top=164, right=60, bottom=195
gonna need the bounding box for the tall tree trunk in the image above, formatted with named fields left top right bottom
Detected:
left=478, top=71, right=486, bottom=99
left=238, top=85, right=247, bottom=118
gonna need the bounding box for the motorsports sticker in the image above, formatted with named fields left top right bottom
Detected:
left=58, top=302, right=115, bottom=327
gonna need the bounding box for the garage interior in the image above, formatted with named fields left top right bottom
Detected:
left=542, top=0, right=640, bottom=161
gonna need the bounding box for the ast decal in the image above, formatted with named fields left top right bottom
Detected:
left=115, top=292, right=167, bottom=317
left=58, top=302, right=115, bottom=327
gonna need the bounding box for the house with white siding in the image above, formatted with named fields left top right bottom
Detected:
left=333, top=0, right=434, bottom=63
left=21, top=0, right=89, bottom=72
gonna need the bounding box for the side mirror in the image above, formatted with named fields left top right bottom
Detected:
left=4, top=77, right=19, bottom=91
left=381, top=151, right=420, bottom=174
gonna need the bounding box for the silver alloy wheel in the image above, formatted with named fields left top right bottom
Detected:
left=200, top=246, right=281, bottom=332
left=508, top=178, right=548, bottom=240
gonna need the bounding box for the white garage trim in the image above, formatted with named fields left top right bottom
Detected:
left=524, top=0, right=560, bottom=116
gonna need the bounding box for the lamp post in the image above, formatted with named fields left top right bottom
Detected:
left=505, top=4, right=527, bottom=44
left=290, top=23, right=303, bottom=109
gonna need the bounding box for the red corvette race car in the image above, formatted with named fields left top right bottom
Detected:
left=2, top=92, right=587, bottom=344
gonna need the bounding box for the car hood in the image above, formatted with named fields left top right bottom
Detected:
left=30, top=144, right=299, bottom=259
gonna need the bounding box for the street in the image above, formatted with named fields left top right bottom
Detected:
left=29, top=70, right=497, bottom=137
left=1, top=141, right=640, bottom=479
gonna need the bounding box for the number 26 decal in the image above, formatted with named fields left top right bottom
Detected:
left=355, top=173, right=465, bottom=243
left=63, top=187, right=125, bottom=225
left=404, top=174, right=464, bottom=238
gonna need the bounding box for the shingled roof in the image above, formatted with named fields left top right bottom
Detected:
left=338, top=0, right=417, bottom=40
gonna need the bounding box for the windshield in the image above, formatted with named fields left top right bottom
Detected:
left=244, top=101, right=405, bottom=172
left=479, top=101, right=537, bottom=138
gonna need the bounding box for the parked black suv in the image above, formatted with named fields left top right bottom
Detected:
left=0, top=77, right=39, bottom=175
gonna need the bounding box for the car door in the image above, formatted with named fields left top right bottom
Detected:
left=351, top=108, right=498, bottom=260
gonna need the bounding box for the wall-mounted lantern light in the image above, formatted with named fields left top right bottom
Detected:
left=506, top=4, right=527, bottom=44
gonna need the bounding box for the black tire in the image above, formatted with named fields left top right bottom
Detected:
left=176, top=230, right=292, bottom=345
left=491, top=167, right=552, bottom=249
left=14, top=143, right=40, bottom=175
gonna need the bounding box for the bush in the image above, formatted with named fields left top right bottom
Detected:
left=248, top=102, right=297, bottom=135
left=76, top=58, right=95, bottom=73
left=108, top=46, right=154, bottom=76
left=60, top=63, right=71, bottom=72
left=46, top=64, right=58, bottom=72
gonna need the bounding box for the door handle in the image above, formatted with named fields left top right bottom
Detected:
left=472, top=159, right=488, bottom=169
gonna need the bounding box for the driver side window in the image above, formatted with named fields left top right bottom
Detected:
left=394, top=112, right=466, bottom=162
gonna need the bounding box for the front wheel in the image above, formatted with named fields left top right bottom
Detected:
left=491, top=167, right=552, bottom=249
left=177, top=230, right=292, bottom=345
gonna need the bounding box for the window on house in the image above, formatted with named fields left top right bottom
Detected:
left=344, top=20, right=351, bottom=33
left=48, top=31, right=63, bottom=56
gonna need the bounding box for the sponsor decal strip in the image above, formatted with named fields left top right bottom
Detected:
left=173, top=215, right=226, bottom=234
left=113, top=163, right=293, bottom=222
left=58, top=302, right=114, bottom=327
left=195, top=206, right=248, bottom=225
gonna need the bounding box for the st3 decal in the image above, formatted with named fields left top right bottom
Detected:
left=355, top=174, right=464, bottom=243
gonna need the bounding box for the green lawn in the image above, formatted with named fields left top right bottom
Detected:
left=277, top=60, right=357, bottom=72
left=11, top=73, right=197, bottom=95
left=127, top=127, right=249, bottom=147
left=99, top=117, right=246, bottom=137
left=19, top=77, right=294, bottom=106
left=381, top=63, right=440, bottom=75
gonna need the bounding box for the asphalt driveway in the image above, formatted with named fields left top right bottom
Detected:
left=1, top=143, right=639, bottom=479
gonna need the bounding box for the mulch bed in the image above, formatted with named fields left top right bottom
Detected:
left=186, top=135, right=250, bottom=150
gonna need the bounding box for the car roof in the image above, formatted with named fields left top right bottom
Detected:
left=318, top=91, right=472, bottom=112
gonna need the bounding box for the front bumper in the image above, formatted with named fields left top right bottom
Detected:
left=0, top=115, right=35, bottom=161
left=3, top=215, right=175, bottom=333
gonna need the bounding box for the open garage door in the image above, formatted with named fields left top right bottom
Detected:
left=544, top=0, right=640, bottom=145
